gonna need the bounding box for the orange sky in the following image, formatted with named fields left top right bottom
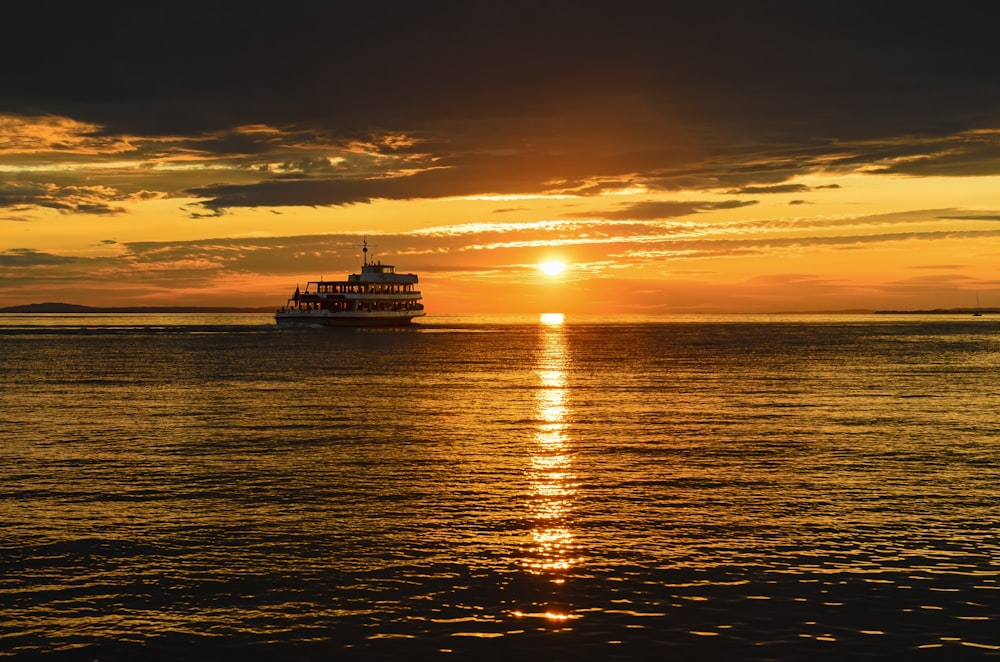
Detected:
left=2, top=4, right=999, bottom=313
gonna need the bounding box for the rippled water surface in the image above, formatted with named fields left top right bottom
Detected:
left=1, top=313, right=998, bottom=659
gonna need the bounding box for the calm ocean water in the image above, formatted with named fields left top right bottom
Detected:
left=1, top=313, right=998, bottom=660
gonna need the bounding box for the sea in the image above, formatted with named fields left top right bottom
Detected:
left=1, top=313, right=997, bottom=660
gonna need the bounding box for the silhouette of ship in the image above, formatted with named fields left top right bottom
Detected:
left=275, top=240, right=424, bottom=327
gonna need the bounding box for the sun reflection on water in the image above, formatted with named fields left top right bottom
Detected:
left=524, top=313, right=580, bottom=581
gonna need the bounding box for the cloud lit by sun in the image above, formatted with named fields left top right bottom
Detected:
left=539, top=261, right=566, bottom=276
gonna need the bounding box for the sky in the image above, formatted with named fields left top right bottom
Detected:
left=2, top=1, right=999, bottom=313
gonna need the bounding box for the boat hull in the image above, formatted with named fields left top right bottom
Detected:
left=275, top=310, right=424, bottom=327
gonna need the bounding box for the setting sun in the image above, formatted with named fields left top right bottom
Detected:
left=539, top=261, right=566, bottom=276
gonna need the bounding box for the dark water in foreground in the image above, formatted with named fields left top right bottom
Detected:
left=1, top=313, right=998, bottom=660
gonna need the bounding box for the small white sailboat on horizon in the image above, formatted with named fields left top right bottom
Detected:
left=973, top=293, right=983, bottom=317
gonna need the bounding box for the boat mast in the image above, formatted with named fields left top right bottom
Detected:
left=357, top=238, right=377, bottom=267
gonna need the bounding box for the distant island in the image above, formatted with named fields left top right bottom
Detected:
left=874, top=308, right=995, bottom=315
left=0, top=302, right=274, bottom=313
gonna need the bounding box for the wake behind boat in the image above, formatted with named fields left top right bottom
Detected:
left=275, top=241, right=425, bottom=327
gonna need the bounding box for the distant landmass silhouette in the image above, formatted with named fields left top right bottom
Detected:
left=875, top=308, right=995, bottom=315
left=0, top=302, right=274, bottom=313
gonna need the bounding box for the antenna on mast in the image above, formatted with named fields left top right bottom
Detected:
left=355, top=237, right=377, bottom=266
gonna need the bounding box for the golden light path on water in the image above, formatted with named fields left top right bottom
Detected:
left=515, top=311, right=583, bottom=624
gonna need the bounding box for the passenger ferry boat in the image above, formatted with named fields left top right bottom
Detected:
left=275, top=241, right=425, bottom=327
